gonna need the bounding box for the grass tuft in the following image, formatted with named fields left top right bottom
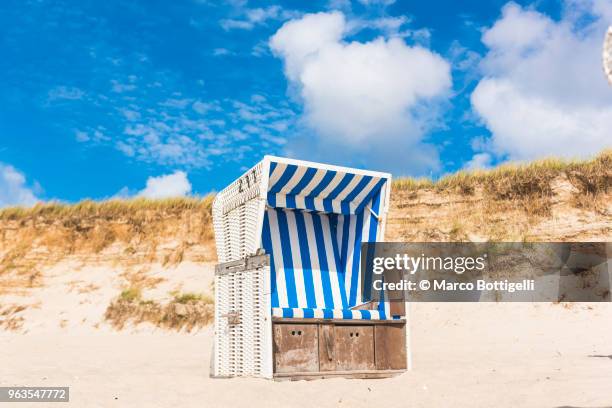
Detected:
left=105, top=289, right=214, bottom=331
left=120, top=287, right=142, bottom=302
left=172, top=292, right=213, bottom=304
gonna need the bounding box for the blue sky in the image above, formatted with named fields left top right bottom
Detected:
left=0, top=0, right=610, bottom=205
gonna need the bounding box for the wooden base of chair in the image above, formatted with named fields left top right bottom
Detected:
left=272, top=320, right=407, bottom=380
left=274, top=369, right=405, bottom=381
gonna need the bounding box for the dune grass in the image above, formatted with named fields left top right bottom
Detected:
left=0, top=195, right=215, bottom=222
left=120, top=287, right=142, bottom=302
left=392, top=149, right=611, bottom=199
left=171, top=291, right=214, bottom=304
left=105, top=289, right=214, bottom=331
left=392, top=177, right=434, bottom=192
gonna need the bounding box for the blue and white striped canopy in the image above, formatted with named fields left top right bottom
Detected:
left=266, top=157, right=388, bottom=215
left=261, top=157, right=395, bottom=320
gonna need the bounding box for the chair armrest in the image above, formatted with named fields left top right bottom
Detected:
left=350, top=301, right=378, bottom=311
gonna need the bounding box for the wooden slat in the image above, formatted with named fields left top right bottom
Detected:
left=375, top=324, right=407, bottom=370
left=273, top=369, right=405, bottom=381
left=318, top=324, right=335, bottom=371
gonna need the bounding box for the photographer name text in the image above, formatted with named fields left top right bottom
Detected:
left=373, top=279, right=536, bottom=293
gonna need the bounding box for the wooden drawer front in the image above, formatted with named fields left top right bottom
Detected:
left=273, top=324, right=319, bottom=373
left=334, top=326, right=375, bottom=371
left=375, top=324, right=407, bottom=370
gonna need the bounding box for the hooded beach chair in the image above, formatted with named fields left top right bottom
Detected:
left=212, top=156, right=409, bottom=380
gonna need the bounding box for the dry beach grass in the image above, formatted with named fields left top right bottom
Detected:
left=393, top=149, right=611, bottom=197
left=104, top=288, right=214, bottom=331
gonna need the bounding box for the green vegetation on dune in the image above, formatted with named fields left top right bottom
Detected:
left=0, top=195, right=215, bottom=222
left=393, top=149, right=611, bottom=198
left=105, top=289, right=215, bottom=331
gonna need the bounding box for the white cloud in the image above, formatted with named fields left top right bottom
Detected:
left=348, top=15, right=411, bottom=38
left=462, top=152, right=493, bottom=171
left=357, top=0, right=396, bottom=6
left=110, top=79, right=136, bottom=93
left=160, top=98, right=192, bottom=109
left=192, top=100, right=218, bottom=114
left=213, top=48, right=232, bottom=56
left=220, top=5, right=298, bottom=31
left=470, top=1, right=612, bottom=163
left=115, top=99, right=215, bottom=167
left=327, top=0, right=351, bottom=11
left=247, top=6, right=282, bottom=24
left=269, top=11, right=452, bottom=174
left=121, top=109, right=141, bottom=121
left=75, top=127, right=109, bottom=143
left=47, top=86, right=84, bottom=101
left=76, top=90, right=289, bottom=168
left=0, top=163, right=40, bottom=207
left=138, top=171, right=192, bottom=199
left=251, top=40, right=270, bottom=57
left=75, top=130, right=90, bottom=142
left=220, top=19, right=254, bottom=30
left=448, top=40, right=481, bottom=73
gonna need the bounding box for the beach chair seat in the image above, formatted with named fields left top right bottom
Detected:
left=271, top=307, right=402, bottom=320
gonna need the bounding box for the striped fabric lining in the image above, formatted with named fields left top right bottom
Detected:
left=267, top=162, right=387, bottom=215
left=261, top=158, right=394, bottom=320
left=262, top=208, right=348, bottom=310
left=262, top=190, right=394, bottom=319
left=271, top=307, right=401, bottom=320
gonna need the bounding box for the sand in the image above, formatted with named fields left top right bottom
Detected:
left=0, top=259, right=217, bottom=333
left=2, top=302, right=612, bottom=408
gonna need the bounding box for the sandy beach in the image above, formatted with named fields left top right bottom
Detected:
left=2, top=302, right=611, bottom=408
